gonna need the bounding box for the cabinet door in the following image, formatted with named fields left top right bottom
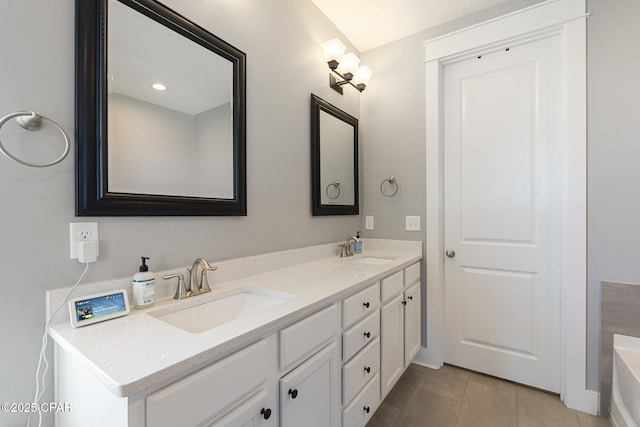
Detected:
left=380, top=294, right=404, bottom=398
left=404, top=282, right=421, bottom=367
left=280, top=341, right=340, bottom=427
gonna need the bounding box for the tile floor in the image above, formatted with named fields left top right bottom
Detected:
left=367, top=364, right=612, bottom=427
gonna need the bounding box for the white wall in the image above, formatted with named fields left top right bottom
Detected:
left=109, top=93, right=196, bottom=195
left=586, top=0, right=640, bottom=391
left=195, top=103, right=234, bottom=199
left=0, top=1, right=361, bottom=425
left=110, top=96, right=235, bottom=198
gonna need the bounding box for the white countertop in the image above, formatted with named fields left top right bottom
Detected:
left=48, top=241, right=421, bottom=398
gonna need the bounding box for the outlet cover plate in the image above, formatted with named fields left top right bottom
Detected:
left=70, top=222, right=99, bottom=259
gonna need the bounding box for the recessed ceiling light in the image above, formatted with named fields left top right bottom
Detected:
left=152, top=83, right=167, bottom=91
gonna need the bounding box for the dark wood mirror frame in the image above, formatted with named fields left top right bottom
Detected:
left=75, top=0, right=246, bottom=216
left=311, top=94, right=359, bottom=216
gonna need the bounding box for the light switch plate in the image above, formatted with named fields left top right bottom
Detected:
left=365, top=216, right=374, bottom=230
left=405, top=216, right=421, bottom=231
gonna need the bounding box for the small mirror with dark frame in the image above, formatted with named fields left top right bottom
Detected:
left=75, top=0, right=246, bottom=216
left=311, top=94, right=359, bottom=216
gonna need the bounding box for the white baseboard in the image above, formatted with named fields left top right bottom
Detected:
left=411, top=347, right=441, bottom=370
left=565, top=388, right=600, bottom=416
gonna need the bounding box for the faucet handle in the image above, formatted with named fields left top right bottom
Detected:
left=163, top=273, right=186, bottom=300
left=200, top=264, right=218, bottom=293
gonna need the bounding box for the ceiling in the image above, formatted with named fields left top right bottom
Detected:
left=312, top=0, right=512, bottom=52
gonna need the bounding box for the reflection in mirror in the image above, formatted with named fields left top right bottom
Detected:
left=107, top=0, right=233, bottom=198
left=319, top=110, right=355, bottom=205
left=311, top=94, right=359, bottom=216
left=76, top=0, right=246, bottom=216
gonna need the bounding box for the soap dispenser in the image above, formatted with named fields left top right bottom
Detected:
left=132, top=256, right=155, bottom=308
left=354, top=231, right=363, bottom=253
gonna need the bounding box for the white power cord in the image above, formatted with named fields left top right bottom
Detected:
left=26, top=262, right=90, bottom=427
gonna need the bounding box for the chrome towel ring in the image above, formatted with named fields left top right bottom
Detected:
left=380, top=176, right=399, bottom=197
left=0, top=110, right=70, bottom=168
left=325, top=180, right=341, bottom=199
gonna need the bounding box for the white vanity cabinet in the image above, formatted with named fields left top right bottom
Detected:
left=380, top=262, right=421, bottom=398
left=278, top=303, right=341, bottom=427
left=403, top=281, right=421, bottom=367
left=145, top=338, right=276, bottom=427
left=341, top=283, right=381, bottom=427
left=279, top=341, right=340, bottom=427
left=381, top=292, right=405, bottom=397
left=51, top=249, right=423, bottom=427
left=54, top=335, right=278, bottom=427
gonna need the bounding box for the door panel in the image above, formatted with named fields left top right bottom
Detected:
left=404, top=282, right=421, bottom=367
left=443, top=36, right=562, bottom=392
left=279, top=341, right=340, bottom=427
left=380, top=294, right=404, bottom=398
left=460, top=267, right=535, bottom=355
left=459, top=63, right=535, bottom=243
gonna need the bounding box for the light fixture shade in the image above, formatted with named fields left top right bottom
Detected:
left=352, top=65, right=373, bottom=88
left=337, top=53, right=360, bottom=79
left=321, top=38, right=346, bottom=63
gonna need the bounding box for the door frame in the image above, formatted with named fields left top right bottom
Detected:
left=418, top=0, right=596, bottom=414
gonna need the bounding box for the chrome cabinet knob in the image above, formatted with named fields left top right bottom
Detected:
left=445, top=249, right=456, bottom=258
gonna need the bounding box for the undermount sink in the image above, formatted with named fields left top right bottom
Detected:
left=150, top=290, right=294, bottom=334
left=350, top=256, right=395, bottom=265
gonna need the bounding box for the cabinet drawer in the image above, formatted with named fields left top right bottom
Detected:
left=343, top=337, right=380, bottom=405
left=147, top=339, right=267, bottom=427
left=342, top=373, right=380, bottom=427
left=343, top=282, right=380, bottom=329
left=280, top=303, right=339, bottom=370
left=381, top=270, right=403, bottom=302
left=343, top=310, right=380, bottom=361
left=404, top=262, right=420, bottom=287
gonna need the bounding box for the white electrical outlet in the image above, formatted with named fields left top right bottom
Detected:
left=70, top=222, right=99, bottom=260
left=405, top=216, right=421, bottom=231
left=365, top=216, right=374, bottom=230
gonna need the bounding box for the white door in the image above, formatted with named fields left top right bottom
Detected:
left=443, top=35, right=562, bottom=392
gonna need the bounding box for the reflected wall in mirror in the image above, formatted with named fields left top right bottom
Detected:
left=76, top=0, right=246, bottom=216
left=311, top=94, right=359, bottom=216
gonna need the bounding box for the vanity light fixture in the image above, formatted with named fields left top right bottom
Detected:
left=152, top=83, right=167, bottom=91
left=321, top=38, right=372, bottom=94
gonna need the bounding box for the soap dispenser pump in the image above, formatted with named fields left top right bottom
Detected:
left=354, top=231, right=363, bottom=253
left=132, top=256, right=155, bottom=308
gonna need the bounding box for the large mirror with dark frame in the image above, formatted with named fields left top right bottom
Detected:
left=75, top=0, right=246, bottom=216
left=311, top=94, right=359, bottom=216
